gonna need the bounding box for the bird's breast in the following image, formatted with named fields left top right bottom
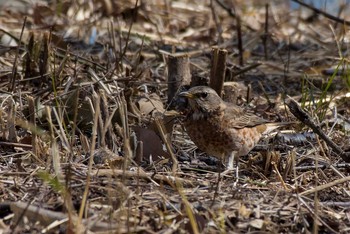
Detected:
left=184, top=116, right=236, bottom=158
left=184, top=116, right=267, bottom=159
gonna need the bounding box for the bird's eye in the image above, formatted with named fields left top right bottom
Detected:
left=200, top=92, right=208, bottom=98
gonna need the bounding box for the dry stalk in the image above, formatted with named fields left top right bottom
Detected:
left=27, top=96, right=38, bottom=155
left=297, top=196, right=337, bottom=233
left=236, top=15, right=243, bottom=66
left=116, top=92, right=133, bottom=171
left=154, top=116, right=178, bottom=173
left=209, top=47, right=227, bottom=96
left=91, top=168, right=209, bottom=187
left=154, top=116, right=200, bottom=233
left=300, top=175, right=350, bottom=196
left=210, top=0, right=223, bottom=43
left=99, top=90, right=108, bottom=147
left=78, top=92, right=100, bottom=228
left=51, top=107, right=70, bottom=154
left=10, top=201, right=136, bottom=232
left=167, top=55, right=191, bottom=107
left=263, top=4, right=269, bottom=60
left=46, top=106, right=78, bottom=228
left=0, top=108, right=3, bottom=139
left=46, top=106, right=62, bottom=179
left=68, top=86, right=80, bottom=156
left=283, top=149, right=296, bottom=180
left=7, top=99, right=16, bottom=142
left=120, top=0, right=139, bottom=64
left=9, top=17, right=26, bottom=92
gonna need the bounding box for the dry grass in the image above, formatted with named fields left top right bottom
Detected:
left=0, top=0, right=350, bottom=233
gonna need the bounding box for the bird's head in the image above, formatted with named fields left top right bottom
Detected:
left=179, top=86, right=223, bottom=117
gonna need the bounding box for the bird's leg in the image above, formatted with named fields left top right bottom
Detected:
left=222, top=152, right=239, bottom=185
left=234, top=159, right=239, bottom=186
left=227, top=153, right=234, bottom=170
left=230, top=152, right=239, bottom=185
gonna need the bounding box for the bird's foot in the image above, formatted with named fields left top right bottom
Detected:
left=220, top=168, right=239, bottom=186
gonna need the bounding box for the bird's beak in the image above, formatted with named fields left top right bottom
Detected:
left=179, top=91, right=194, bottom=99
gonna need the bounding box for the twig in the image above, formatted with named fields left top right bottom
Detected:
left=9, top=17, right=26, bottom=92
left=236, top=16, right=243, bottom=66
left=210, top=0, right=223, bottom=43
left=321, top=201, right=350, bottom=208
left=300, top=176, right=350, bottom=196
left=91, top=169, right=205, bottom=187
left=10, top=201, right=143, bottom=232
left=0, top=141, right=32, bottom=149
left=121, top=0, right=139, bottom=60
left=231, top=62, right=262, bottom=77
left=295, top=163, right=350, bottom=171
left=263, top=4, right=269, bottom=60
left=297, top=196, right=338, bottom=233
left=292, top=0, right=350, bottom=26
left=154, top=116, right=178, bottom=173
left=214, top=0, right=235, bottom=17
left=287, top=97, right=350, bottom=162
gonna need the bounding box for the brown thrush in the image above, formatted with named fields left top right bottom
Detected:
left=179, top=86, right=288, bottom=180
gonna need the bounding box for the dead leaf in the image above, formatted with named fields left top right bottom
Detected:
left=136, top=93, right=164, bottom=117
left=132, top=126, right=170, bottom=163
left=249, top=219, right=265, bottom=229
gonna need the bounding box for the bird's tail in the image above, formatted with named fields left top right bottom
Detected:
left=264, top=122, right=294, bottom=134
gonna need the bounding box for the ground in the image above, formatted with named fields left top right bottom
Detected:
left=0, top=0, right=349, bottom=233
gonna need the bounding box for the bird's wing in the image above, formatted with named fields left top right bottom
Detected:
left=223, top=104, right=270, bottom=129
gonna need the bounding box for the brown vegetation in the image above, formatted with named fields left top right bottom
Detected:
left=0, top=0, right=349, bottom=233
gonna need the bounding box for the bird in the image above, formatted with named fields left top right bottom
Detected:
left=179, top=86, right=289, bottom=182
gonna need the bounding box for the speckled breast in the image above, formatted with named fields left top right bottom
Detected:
left=184, top=118, right=264, bottom=159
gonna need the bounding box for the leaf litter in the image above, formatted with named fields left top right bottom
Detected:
left=0, top=0, right=350, bottom=233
